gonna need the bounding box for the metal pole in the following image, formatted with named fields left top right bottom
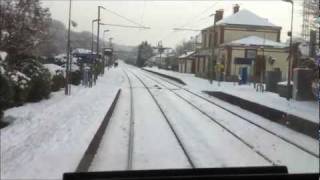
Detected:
left=65, top=0, right=72, bottom=95
left=101, top=30, right=109, bottom=74
left=90, top=19, right=96, bottom=88
left=210, top=20, right=216, bottom=84
left=287, top=2, right=294, bottom=100
left=102, top=30, right=105, bottom=74
left=91, top=20, right=95, bottom=62
left=95, top=6, right=103, bottom=83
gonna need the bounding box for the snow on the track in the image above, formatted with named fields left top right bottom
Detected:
left=132, top=70, right=271, bottom=168
left=143, top=67, right=318, bottom=124
left=127, top=71, right=191, bottom=170
left=134, top=68, right=319, bottom=173
left=176, top=89, right=318, bottom=173
left=140, top=70, right=318, bottom=157
left=1, top=68, right=124, bottom=179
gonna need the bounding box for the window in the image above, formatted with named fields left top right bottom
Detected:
left=245, top=49, right=257, bottom=59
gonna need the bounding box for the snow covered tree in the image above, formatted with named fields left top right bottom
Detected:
left=0, top=0, right=51, bottom=65
left=175, top=39, right=194, bottom=56
left=18, top=58, right=51, bottom=102
left=136, top=41, right=153, bottom=67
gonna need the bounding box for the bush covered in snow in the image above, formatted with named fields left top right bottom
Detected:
left=18, top=59, right=51, bottom=102
left=70, top=70, right=81, bottom=85
left=0, top=73, right=14, bottom=121
left=7, top=70, right=31, bottom=105
left=51, top=72, right=65, bottom=91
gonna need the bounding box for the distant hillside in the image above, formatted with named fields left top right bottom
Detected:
left=33, top=19, right=138, bottom=62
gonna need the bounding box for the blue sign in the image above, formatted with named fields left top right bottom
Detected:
left=234, top=58, right=254, bottom=65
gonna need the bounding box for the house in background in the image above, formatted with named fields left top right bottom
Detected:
left=147, top=49, right=177, bottom=70
left=220, top=35, right=288, bottom=82
left=195, top=4, right=289, bottom=82
left=178, top=51, right=196, bottom=73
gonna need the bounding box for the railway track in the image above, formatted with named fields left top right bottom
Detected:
left=129, top=69, right=276, bottom=166
left=75, top=66, right=317, bottom=174
left=77, top=68, right=195, bottom=172
left=139, top=69, right=319, bottom=159
left=124, top=69, right=196, bottom=168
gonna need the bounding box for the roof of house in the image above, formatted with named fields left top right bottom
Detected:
left=178, top=51, right=195, bottom=59
left=216, top=9, right=280, bottom=28
left=224, top=35, right=288, bottom=48
left=72, top=48, right=91, bottom=54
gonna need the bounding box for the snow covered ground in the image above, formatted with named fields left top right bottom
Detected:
left=1, top=62, right=318, bottom=179
left=1, top=67, right=124, bottom=179
left=143, top=67, right=318, bottom=124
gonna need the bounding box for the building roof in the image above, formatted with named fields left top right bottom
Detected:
left=216, top=9, right=280, bottom=28
left=72, top=48, right=91, bottom=54
left=224, top=35, right=288, bottom=48
left=178, top=51, right=195, bottom=59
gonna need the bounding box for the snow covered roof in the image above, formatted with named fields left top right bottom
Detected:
left=225, top=36, right=288, bottom=48
left=216, top=9, right=280, bottom=28
left=178, top=51, right=195, bottom=59
left=72, top=48, right=91, bottom=54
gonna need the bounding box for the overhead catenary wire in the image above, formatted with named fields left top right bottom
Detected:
left=103, top=7, right=148, bottom=28
left=159, top=2, right=219, bottom=43
left=178, top=2, right=219, bottom=29
left=100, top=23, right=150, bottom=29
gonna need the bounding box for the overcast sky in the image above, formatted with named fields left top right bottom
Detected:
left=41, top=0, right=303, bottom=48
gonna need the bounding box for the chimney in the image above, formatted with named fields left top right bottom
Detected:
left=214, top=9, right=224, bottom=23
left=233, top=4, right=240, bottom=14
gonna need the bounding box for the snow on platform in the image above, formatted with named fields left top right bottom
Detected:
left=143, top=67, right=318, bottom=124
left=1, top=68, right=124, bottom=179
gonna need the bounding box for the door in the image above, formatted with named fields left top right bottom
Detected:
left=240, top=67, right=248, bottom=84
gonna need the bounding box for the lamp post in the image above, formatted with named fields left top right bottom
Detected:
left=102, top=29, right=109, bottom=74
left=91, top=19, right=98, bottom=60
left=209, top=13, right=216, bottom=84
left=103, top=30, right=110, bottom=49
left=282, top=0, right=294, bottom=100
left=94, top=5, right=105, bottom=83
left=90, top=19, right=98, bottom=87
left=65, top=0, right=72, bottom=95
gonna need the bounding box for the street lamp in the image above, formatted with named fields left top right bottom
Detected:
left=102, top=29, right=110, bottom=74
left=209, top=13, right=216, bottom=84
left=90, top=19, right=98, bottom=87
left=91, top=19, right=98, bottom=61
left=65, top=0, right=72, bottom=95
left=103, top=29, right=110, bottom=48
left=282, top=0, right=293, bottom=100
left=93, top=5, right=105, bottom=83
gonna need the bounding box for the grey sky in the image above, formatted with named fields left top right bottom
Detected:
left=41, top=0, right=303, bottom=48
